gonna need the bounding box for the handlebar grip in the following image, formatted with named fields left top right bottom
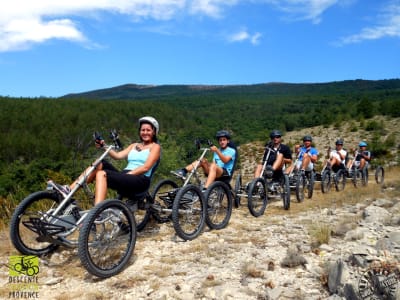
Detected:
left=93, top=132, right=105, bottom=147
left=115, top=138, right=123, bottom=149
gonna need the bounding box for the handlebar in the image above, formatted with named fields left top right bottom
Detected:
left=93, top=130, right=123, bottom=150
left=195, top=138, right=213, bottom=150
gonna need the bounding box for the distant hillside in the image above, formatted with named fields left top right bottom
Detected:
left=61, top=79, right=400, bottom=100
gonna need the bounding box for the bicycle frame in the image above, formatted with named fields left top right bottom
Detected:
left=347, top=150, right=359, bottom=174
left=259, top=145, right=274, bottom=178
left=182, top=147, right=210, bottom=186
left=48, top=145, right=115, bottom=222
left=28, top=133, right=123, bottom=243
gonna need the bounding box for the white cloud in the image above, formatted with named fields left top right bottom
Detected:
left=265, top=0, right=339, bottom=24
left=338, top=2, right=400, bottom=45
left=227, top=29, right=262, bottom=45
left=0, top=18, right=85, bottom=52
left=190, top=0, right=239, bottom=17
left=0, top=0, right=189, bottom=52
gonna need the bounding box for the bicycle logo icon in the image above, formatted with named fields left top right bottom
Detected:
left=9, top=255, right=40, bottom=276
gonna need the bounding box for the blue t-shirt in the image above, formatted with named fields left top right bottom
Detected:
left=298, top=147, right=319, bottom=161
left=213, top=146, right=236, bottom=176
left=124, top=148, right=155, bottom=177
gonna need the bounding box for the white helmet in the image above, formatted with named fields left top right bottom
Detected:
left=139, top=116, right=159, bottom=135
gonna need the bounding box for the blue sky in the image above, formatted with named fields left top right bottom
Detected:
left=1, top=0, right=399, bottom=98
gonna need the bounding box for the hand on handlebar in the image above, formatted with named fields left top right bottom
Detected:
left=95, top=139, right=106, bottom=148
left=93, top=132, right=106, bottom=148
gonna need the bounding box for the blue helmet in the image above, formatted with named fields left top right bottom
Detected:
left=359, top=141, right=367, bottom=147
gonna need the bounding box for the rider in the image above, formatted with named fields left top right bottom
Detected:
left=69, top=116, right=161, bottom=205
left=347, top=141, right=371, bottom=171
left=326, top=139, right=347, bottom=172
left=254, top=130, right=292, bottom=179
left=173, top=130, right=236, bottom=190
left=288, top=135, right=319, bottom=175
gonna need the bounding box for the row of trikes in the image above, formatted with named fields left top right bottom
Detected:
left=9, top=133, right=385, bottom=278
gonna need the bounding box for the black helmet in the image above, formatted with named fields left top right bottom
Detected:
left=216, top=130, right=231, bottom=139
left=303, top=135, right=312, bottom=142
left=335, top=139, right=343, bottom=145
left=270, top=130, right=282, bottom=139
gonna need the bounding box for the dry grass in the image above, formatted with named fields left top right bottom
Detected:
left=308, top=222, right=332, bottom=247
left=242, top=261, right=264, bottom=278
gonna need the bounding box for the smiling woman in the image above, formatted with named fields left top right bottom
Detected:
left=68, top=116, right=161, bottom=206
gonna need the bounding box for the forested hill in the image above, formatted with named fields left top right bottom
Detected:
left=1, top=78, right=399, bottom=202
left=61, top=79, right=400, bottom=100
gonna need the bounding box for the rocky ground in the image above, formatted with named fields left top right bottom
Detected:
left=2, top=116, right=400, bottom=299
left=1, top=168, right=400, bottom=300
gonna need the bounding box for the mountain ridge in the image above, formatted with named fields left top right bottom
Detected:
left=61, top=78, right=400, bottom=100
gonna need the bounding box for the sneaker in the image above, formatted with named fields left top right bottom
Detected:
left=171, top=168, right=187, bottom=179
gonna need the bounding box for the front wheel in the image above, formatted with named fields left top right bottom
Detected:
left=247, top=178, right=267, bottom=217
left=78, top=200, right=136, bottom=278
left=9, top=191, right=62, bottom=256
left=306, top=171, right=315, bottom=199
left=205, top=182, right=232, bottom=230
left=295, top=173, right=305, bottom=202
left=375, top=166, right=384, bottom=184
left=352, top=168, right=363, bottom=188
left=150, top=179, right=179, bottom=223
left=171, top=184, right=206, bottom=241
left=334, top=169, right=346, bottom=191
left=281, top=174, right=291, bottom=210
left=362, top=167, right=368, bottom=186
left=321, top=170, right=331, bottom=193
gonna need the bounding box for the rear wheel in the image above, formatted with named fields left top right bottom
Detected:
left=78, top=200, right=136, bottom=278
left=133, top=194, right=152, bottom=232
left=281, top=174, right=291, bottom=210
left=234, top=174, right=242, bottom=208
left=295, top=174, right=305, bottom=202
left=247, top=178, right=267, bottom=217
left=375, top=166, right=384, bottom=184
left=171, top=184, right=206, bottom=241
left=10, top=191, right=62, bottom=256
left=321, top=170, right=331, bottom=193
left=205, top=182, right=232, bottom=230
left=150, top=179, right=179, bottom=223
left=334, top=169, right=346, bottom=191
